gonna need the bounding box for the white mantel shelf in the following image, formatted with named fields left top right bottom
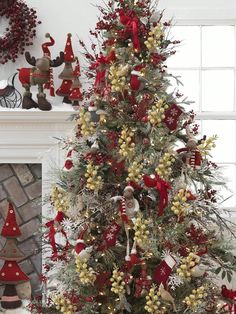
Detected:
left=0, top=111, right=75, bottom=164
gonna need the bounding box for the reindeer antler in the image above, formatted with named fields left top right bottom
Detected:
left=25, top=52, right=36, bottom=66
left=50, top=52, right=64, bottom=68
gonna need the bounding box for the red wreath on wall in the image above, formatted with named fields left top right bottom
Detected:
left=0, top=0, right=41, bottom=64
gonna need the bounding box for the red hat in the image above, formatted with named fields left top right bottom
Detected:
left=75, top=225, right=88, bottom=254
left=64, top=33, right=75, bottom=62
left=42, top=33, right=56, bottom=96
left=1, top=202, right=21, bottom=238
left=0, top=261, right=29, bottom=284
left=63, top=149, right=74, bottom=171
left=42, top=33, right=55, bottom=58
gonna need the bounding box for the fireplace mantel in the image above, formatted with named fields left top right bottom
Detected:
left=0, top=111, right=75, bottom=164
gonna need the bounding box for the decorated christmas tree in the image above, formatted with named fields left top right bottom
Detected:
left=56, top=33, right=75, bottom=104
left=0, top=201, right=31, bottom=310
left=43, top=1, right=236, bottom=313
left=69, top=57, right=83, bottom=108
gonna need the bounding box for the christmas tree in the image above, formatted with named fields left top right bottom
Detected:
left=69, top=57, right=83, bottom=108
left=43, top=1, right=236, bottom=313
left=0, top=201, right=31, bottom=310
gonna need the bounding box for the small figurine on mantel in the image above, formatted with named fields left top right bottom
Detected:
left=56, top=33, right=76, bottom=104
left=18, top=33, right=64, bottom=111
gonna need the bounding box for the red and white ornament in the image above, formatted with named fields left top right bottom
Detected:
left=163, top=104, right=183, bottom=131
left=63, top=148, right=75, bottom=172
left=153, top=254, right=176, bottom=284
left=75, top=226, right=92, bottom=261
left=103, top=222, right=121, bottom=248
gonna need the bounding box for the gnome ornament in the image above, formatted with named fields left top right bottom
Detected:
left=153, top=253, right=176, bottom=284
left=63, top=148, right=76, bottom=172
left=75, top=226, right=93, bottom=261
left=56, top=33, right=75, bottom=104
left=0, top=201, right=31, bottom=309
left=177, top=125, right=202, bottom=169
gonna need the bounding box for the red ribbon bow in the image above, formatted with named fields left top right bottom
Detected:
left=119, top=10, right=141, bottom=53
left=143, top=174, right=171, bottom=216
left=45, top=211, right=69, bottom=260
left=221, top=285, right=236, bottom=314
left=91, top=50, right=116, bottom=89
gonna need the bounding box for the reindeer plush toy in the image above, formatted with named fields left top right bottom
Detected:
left=18, top=34, right=64, bottom=111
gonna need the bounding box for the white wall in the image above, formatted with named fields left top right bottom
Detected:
left=1, top=0, right=236, bottom=87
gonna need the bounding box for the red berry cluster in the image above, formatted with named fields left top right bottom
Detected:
left=0, top=0, right=41, bottom=64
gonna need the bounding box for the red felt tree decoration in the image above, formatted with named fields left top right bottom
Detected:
left=56, top=33, right=75, bottom=104
left=0, top=201, right=31, bottom=309
left=69, top=57, right=83, bottom=108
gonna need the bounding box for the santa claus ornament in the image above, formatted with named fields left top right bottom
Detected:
left=0, top=201, right=31, bottom=309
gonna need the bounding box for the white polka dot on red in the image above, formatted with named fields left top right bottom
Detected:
left=16, top=272, right=19, bottom=276
left=1, top=273, right=5, bottom=276
left=8, top=263, right=12, bottom=267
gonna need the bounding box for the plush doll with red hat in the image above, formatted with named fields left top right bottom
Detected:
left=0, top=201, right=31, bottom=309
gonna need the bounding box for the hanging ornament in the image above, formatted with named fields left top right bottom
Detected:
left=163, top=104, right=183, bottom=131
left=45, top=211, right=69, bottom=260
left=176, top=252, right=200, bottom=280
left=127, top=159, right=143, bottom=183
left=85, top=161, right=103, bottom=191
left=130, top=65, right=145, bottom=90
left=183, top=286, right=207, bottom=311
left=77, top=108, right=96, bottom=137
left=143, top=174, right=171, bottom=216
left=177, top=125, right=202, bottom=169
left=50, top=186, right=70, bottom=213
left=148, top=99, right=169, bottom=127
left=63, top=148, right=75, bottom=172
left=153, top=253, right=176, bottom=285
left=221, top=285, right=236, bottom=314
left=144, top=284, right=167, bottom=314
left=75, top=257, right=96, bottom=285
left=144, top=24, right=164, bottom=52
left=133, top=214, right=149, bottom=248
left=118, top=126, right=135, bottom=159
left=155, top=152, right=175, bottom=181
left=75, top=226, right=93, bottom=261
left=102, top=222, right=121, bottom=248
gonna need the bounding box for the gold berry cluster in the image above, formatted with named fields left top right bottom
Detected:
left=127, top=159, right=143, bottom=183
left=148, top=99, right=169, bottom=126
left=85, top=161, right=103, bottom=191
left=134, top=214, right=150, bottom=247
left=77, top=109, right=95, bottom=137
left=110, top=267, right=126, bottom=295
left=155, top=152, right=175, bottom=180
left=145, top=285, right=167, bottom=314
left=109, top=64, right=129, bottom=92
left=51, top=186, right=70, bottom=213
left=177, top=252, right=200, bottom=280
left=119, top=127, right=135, bottom=158
left=53, top=294, right=77, bottom=314
left=183, top=286, right=207, bottom=310
left=197, top=135, right=217, bottom=157
left=170, top=189, right=191, bottom=217
left=144, top=24, right=164, bottom=52
left=75, top=256, right=96, bottom=285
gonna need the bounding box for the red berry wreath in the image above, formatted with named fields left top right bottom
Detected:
left=0, top=0, right=41, bottom=64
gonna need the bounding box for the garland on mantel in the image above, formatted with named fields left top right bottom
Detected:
left=0, top=0, right=41, bottom=64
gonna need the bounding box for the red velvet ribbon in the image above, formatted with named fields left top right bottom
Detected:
left=119, top=11, right=141, bottom=52
left=143, top=174, right=171, bottom=216
left=222, top=285, right=236, bottom=314
left=91, top=51, right=116, bottom=88
left=45, top=212, right=69, bottom=259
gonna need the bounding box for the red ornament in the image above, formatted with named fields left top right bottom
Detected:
left=163, top=104, right=183, bottom=131
left=130, top=65, right=145, bottom=90
left=221, top=285, right=236, bottom=314
left=102, top=222, right=121, bottom=247
left=153, top=254, right=176, bottom=284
